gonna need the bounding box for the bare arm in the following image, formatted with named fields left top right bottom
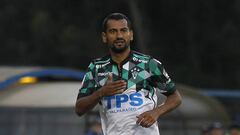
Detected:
left=75, top=89, right=102, bottom=116
left=136, top=89, right=182, bottom=127
left=75, top=75, right=126, bottom=116
left=154, top=89, right=182, bottom=116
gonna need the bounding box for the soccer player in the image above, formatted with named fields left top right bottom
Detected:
left=75, top=13, right=182, bottom=135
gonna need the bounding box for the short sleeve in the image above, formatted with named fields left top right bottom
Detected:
left=77, top=62, right=98, bottom=99
left=149, top=58, right=176, bottom=96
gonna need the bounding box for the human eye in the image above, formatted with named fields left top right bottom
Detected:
left=108, top=29, right=116, bottom=34
left=121, top=28, right=129, bottom=33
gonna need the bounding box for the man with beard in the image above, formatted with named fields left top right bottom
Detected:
left=75, top=13, right=182, bottom=135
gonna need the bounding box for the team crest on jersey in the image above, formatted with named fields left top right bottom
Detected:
left=131, top=67, right=140, bottom=79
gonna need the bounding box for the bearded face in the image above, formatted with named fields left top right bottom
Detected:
left=102, top=19, right=133, bottom=54
left=109, top=37, right=129, bottom=53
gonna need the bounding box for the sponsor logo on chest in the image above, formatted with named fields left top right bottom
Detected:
left=103, top=93, right=143, bottom=109
left=133, top=57, right=148, bottom=63
left=97, top=72, right=112, bottom=76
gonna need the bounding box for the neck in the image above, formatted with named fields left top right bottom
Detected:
left=110, top=48, right=131, bottom=64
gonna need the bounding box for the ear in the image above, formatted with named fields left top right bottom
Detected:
left=130, top=30, right=133, bottom=41
left=102, top=32, right=107, bottom=43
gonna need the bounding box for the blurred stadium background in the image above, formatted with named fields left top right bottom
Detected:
left=0, top=0, right=240, bottom=135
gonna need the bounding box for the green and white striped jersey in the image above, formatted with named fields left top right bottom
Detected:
left=77, top=51, right=176, bottom=135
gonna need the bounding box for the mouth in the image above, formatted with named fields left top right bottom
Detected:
left=114, top=40, right=125, bottom=46
left=110, top=40, right=129, bottom=53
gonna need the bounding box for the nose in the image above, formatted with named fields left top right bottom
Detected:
left=116, top=31, right=123, bottom=38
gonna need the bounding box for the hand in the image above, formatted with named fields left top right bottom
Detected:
left=136, top=109, right=159, bottom=128
left=99, top=73, right=127, bottom=97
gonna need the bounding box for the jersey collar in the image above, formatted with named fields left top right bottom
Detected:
left=110, top=50, right=133, bottom=66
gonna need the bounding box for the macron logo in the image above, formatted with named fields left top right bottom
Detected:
left=96, top=62, right=110, bottom=69
left=98, top=72, right=112, bottom=76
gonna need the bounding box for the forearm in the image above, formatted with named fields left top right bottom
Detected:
left=75, top=90, right=101, bottom=116
left=75, top=78, right=126, bottom=116
left=154, top=90, right=182, bottom=117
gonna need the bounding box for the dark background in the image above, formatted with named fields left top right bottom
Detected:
left=1, top=0, right=240, bottom=89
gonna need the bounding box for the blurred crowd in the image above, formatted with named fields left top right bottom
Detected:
left=85, top=120, right=240, bottom=135
left=202, top=122, right=240, bottom=135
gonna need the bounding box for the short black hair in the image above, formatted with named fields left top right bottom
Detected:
left=102, top=13, right=132, bottom=32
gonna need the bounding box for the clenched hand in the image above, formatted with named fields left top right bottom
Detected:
left=136, top=109, right=159, bottom=128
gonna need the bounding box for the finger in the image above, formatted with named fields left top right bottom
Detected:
left=110, top=82, right=126, bottom=91
left=136, top=115, right=144, bottom=125
left=111, top=81, right=126, bottom=86
left=106, top=73, right=113, bottom=83
left=145, top=118, right=155, bottom=127
left=106, top=81, right=124, bottom=88
left=112, top=89, right=124, bottom=95
left=111, top=80, right=126, bottom=85
left=142, top=119, right=153, bottom=128
left=141, top=121, right=148, bottom=127
left=139, top=117, right=150, bottom=127
left=112, top=83, right=127, bottom=90
left=148, top=120, right=155, bottom=127
left=145, top=122, right=153, bottom=128
left=137, top=118, right=144, bottom=125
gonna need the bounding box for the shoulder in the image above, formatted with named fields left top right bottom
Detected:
left=131, top=51, right=152, bottom=63
left=132, top=51, right=162, bottom=64
left=93, top=55, right=111, bottom=64
left=89, top=55, right=111, bottom=69
left=132, top=51, right=151, bottom=59
left=86, top=55, right=110, bottom=71
left=133, top=51, right=162, bottom=66
left=149, top=58, right=162, bottom=65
